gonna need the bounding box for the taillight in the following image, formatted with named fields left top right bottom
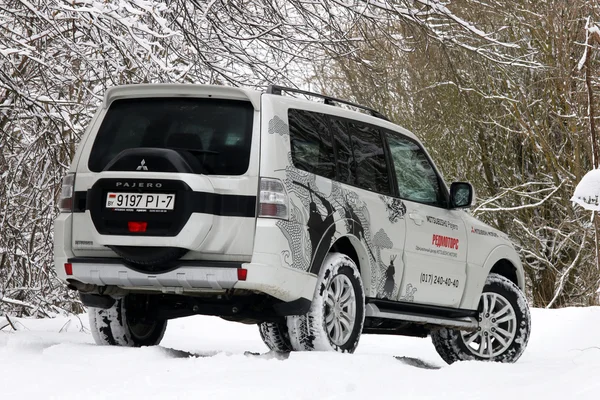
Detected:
left=258, top=178, right=288, bottom=219
left=64, top=263, right=73, bottom=276
left=59, top=173, right=75, bottom=213
left=237, top=268, right=248, bottom=281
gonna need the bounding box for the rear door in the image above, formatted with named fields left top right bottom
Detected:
left=385, top=130, right=467, bottom=308
left=71, top=87, right=260, bottom=259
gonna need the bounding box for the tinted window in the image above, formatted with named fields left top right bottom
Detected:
left=387, top=131, right=443, bottom=205
left=330, top=118, right=355, bottom=185
left=289, top=109, right=336, bottom=179
left=88, top=98, right=254, bottom=175
left=349, top=122, right=391, bottom=195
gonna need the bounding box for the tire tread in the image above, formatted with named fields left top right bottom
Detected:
left=258, top=321, right=292, bottom=352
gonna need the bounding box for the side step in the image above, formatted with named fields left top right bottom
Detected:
left=365, top=303, right=478, bottom=330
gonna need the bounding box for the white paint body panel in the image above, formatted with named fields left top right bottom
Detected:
left=402, top=201, right=468, bottom=307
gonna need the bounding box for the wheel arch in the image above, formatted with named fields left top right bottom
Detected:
left=329, top=235, right=373, bottom=297
left=461, top=245, right=525, bottom=310
left=483, top=246, right=525, bottom=291
left=490, top=259, right=520, bottom=288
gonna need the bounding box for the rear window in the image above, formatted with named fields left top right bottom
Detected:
left=88, top=98, right=254, bottom=175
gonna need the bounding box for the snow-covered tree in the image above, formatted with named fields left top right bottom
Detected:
left=0, top=0, right=548, bottom=316
left=313, top=1, right=600, bottom=307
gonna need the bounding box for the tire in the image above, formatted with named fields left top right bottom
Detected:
left=258, top=321, right=292, bottom=352
left=431, top=273, right=531, bottom=364
left=89, top=295, right=167, bottom=347
left=287, top=252, right=365, bottom=353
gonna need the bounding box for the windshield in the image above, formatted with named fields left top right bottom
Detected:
left=88, top=97, right=254, bottom=175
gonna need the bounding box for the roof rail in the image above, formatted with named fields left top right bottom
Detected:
left=266, top=85, right=389, bottom=121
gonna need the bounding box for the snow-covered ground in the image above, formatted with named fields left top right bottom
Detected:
left=1, top=307, right=599, bottom=399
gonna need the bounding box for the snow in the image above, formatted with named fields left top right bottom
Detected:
left=2, top=307, right=600, bottom=399
left=571, top=168, right=600, bottom=211
left=578, top=19, right=600, bottom=71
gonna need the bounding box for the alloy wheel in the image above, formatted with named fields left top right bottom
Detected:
left=324, top=274, right=357, bottom=346
left=460, top=292, right=517, bottom=358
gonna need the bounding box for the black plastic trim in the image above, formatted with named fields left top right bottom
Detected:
left=152, top=294, right=311, bottom=321
left=273, top=297, right=312, bottom=316
left=68, top=257, right=242, bottom=269
left=75, top=190, right=255, bottom=218
left=267, top=85, right=389, bottom=121
left=80, top=177, right=256, bottom=236
left=366, top=297, right=477, bottom=319
left=73, top=191, right=87, bottom=213
left=362, top=326, right=430, bottom=338
left=191, top=192, right=256, bottom=217
left=79, top=292, right=116, bottom=309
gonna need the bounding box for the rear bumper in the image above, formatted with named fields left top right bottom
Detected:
left=65, top=257, right=242, bottom=291
left=56, top=256, right=316, bottom=308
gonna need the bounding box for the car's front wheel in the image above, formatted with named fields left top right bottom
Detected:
left=89, top=294, right=167, bottom=347
left=287, top=252, right=365, bottom=353
left=431, top=273, right=531, bottom=364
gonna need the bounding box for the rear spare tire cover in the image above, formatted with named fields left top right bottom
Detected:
left=87, top=147, right=216, bottom=268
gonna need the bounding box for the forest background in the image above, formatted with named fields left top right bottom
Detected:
left=1, top=0, right=599, bottom=317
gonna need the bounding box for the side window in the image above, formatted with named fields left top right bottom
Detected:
left=386, top=131, right=443, bottom=205
left=348, top=122, right=391, bottom=195
left=330, top=117, right=354, bottom=185
left=288, top=109, right=336, bottom=179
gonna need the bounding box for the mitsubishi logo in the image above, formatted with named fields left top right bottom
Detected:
left=136, top=159, right=148, bottom=171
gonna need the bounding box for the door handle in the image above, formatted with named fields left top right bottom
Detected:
left=409, top=212, right=424, bottom=225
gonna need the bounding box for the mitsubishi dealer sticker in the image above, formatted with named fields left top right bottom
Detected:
left=471, top=226, right=499, bottom=237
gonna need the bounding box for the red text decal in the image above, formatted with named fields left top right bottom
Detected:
left=432, top=234, right=459, bottom=250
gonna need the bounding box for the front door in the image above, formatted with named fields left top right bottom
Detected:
left=402, top=202, right=467, bottom=307
left=385, top=130, right=467, bottom=307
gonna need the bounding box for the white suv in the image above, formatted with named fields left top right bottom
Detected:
left=54, top=84, right=531, bottom=363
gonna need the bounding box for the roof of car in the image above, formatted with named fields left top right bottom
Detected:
left=103, top=84, right=262, bottom=110
left=103, top=83, right=420, bottom=143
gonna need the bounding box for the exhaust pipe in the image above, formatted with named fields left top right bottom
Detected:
left=67, top=280, right=127, bottom=296
left=67, top=279, right=97, bottom=293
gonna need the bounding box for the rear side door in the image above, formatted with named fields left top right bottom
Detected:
left=339, top=119, right=407, bottom=300
left=385, top=130, right=467, bottom=308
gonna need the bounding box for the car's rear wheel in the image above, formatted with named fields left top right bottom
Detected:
left=89, top=294, right=167, bottom=347
left=258, top=320, right=292, bottom=352
left=287, top=252, right=365, bottom=353
left=431, top=273, right=531, bottom=364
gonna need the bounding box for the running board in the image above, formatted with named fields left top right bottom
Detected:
left=365, top=303, right=478, bottom=330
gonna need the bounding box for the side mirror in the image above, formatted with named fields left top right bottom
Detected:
left=450, top=182, right=474, bottom=209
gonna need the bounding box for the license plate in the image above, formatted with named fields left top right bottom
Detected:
left=106, top=192, right=175, bottom=210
